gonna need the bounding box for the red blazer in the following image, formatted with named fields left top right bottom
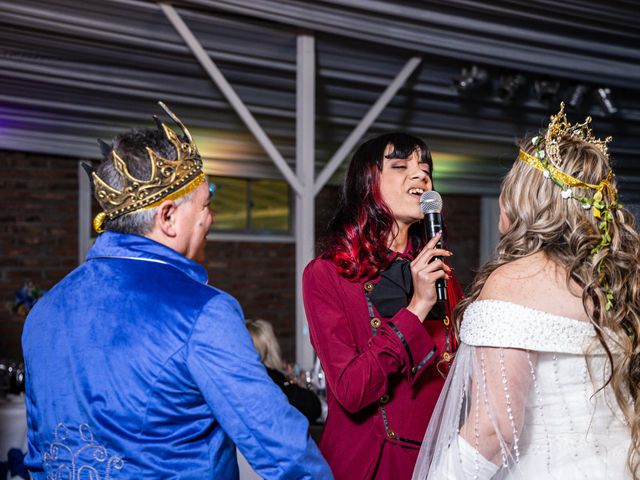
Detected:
left=303, top=255, right=461, bottom=480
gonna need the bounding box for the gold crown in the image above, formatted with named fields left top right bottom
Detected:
left=544, top=102, right=612, bottom=169
left=92, top=102, right=205, bottom=232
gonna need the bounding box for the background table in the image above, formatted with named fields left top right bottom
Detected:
left=0, top=394, right=29, bottom=479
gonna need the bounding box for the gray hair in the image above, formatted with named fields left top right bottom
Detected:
left=95, top=128, right=194, bottom=235
left=102, top=194, right=192, bottom=235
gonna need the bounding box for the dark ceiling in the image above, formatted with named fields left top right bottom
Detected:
left=1, top=0, right=639, bottom=197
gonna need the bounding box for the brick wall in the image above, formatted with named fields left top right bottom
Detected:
left=0, top=150, right=481, bottom=363
left=441, top=195, right=481, bottom=289
left=0, top=151, right=79, bottom=360
left=203, top=241, right=296, bottom=360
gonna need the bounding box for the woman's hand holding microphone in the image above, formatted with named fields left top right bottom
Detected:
left=407, top=232, right=452, bottom=322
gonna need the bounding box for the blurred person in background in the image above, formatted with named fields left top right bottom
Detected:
left=246, top=319, right=322, bottom=424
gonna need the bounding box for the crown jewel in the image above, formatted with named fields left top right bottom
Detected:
left=92, top=102, right=205, bottom=232
left=544, top=102, right=612, bottom=169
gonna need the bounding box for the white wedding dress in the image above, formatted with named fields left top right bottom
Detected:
left=413, top=300, right=631, bottom=479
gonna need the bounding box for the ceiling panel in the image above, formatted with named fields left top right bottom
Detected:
left=1, top=0, right=639, bottom=198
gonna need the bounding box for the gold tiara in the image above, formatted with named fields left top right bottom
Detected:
left=543, top=102, right=612, bottom=169
left=519, top=102, right=617, bottom=217
left=92, top=102, right=205, bottom=233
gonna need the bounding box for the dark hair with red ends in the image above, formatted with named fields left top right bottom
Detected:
left=321, top=132, right=433, bottom=280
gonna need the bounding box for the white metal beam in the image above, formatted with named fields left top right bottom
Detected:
left=161, top=2, right=303, bottom=195
left=480, top=196, right=500, bottom=264
left=314, top=56, right=423, bottom=194
left=78, top=162, right=92, bottom=264
left=295, top=34, right=316, bottom=370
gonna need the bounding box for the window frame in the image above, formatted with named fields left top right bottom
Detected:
left=207, top=174, right=294, bottom=241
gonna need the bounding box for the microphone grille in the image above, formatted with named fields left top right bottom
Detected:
left=420, top=191, right=443, bottom=214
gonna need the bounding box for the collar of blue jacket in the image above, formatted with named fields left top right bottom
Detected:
left=86, top=231, right=208, bottom=284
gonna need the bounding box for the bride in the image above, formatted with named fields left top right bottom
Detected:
left=413, top=103, right=640, bottom=479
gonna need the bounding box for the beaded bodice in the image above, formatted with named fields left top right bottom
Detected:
left=459, top=299, right=629, bottom=478
left=460, top=299, right=596, bottom=353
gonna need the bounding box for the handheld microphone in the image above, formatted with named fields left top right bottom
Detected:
left=419, top=191, right=447, bottom=303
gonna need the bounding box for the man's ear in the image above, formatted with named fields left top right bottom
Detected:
left=155, top=200, right=179, bottom=238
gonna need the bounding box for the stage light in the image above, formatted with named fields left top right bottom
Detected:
left=596, top=87, right=618, bottom=115
left=452, top=65, right=489, bottom=94
left=567, top=84, right=589, bottom=109
left=496, top=74, right=526, bottom=103
left=534, top=79, right=560, bottom=106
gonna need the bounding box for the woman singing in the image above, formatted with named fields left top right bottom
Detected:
left=303, top=132, right=462, bottom=479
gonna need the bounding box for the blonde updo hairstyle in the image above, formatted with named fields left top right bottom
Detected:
left=454, top=134, right=640, bottom=477
left=246, top=319, right=285, bottom=372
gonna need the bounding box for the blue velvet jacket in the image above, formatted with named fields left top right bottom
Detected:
left=22, top=232, right=332, bottom=479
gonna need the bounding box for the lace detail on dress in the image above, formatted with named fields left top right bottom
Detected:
left=460, top=300, right=596, bottom=354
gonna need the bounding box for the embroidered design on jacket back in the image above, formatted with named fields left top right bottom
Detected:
left=43, top=423, right=125, bottom=479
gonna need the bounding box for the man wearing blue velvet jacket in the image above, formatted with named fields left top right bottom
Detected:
left=21, top=103, right=332, bottom=480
